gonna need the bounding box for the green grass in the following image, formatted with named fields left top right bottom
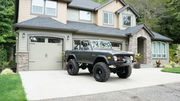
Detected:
left=161, top=67, right=180, bottom=74
left=0, top=74, right=27, bottom=101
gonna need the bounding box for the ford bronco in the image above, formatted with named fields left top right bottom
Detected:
left=65, top=40, right=134, bottom=82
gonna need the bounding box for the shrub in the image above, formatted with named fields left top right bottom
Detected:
left=1, top=68, right=14, bottom=75
left=0, top=45, right=7, bottom=72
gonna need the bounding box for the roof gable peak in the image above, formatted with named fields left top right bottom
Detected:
left=95, top=0, right=127, bottom=11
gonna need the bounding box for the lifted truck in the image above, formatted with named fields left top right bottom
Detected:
left=65, top=40, right=134, bottom=82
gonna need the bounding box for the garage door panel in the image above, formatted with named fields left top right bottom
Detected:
left=29, top=37, right=63, bottom=70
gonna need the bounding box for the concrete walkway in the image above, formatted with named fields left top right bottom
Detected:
left=20, top=68, right=180, bottom=101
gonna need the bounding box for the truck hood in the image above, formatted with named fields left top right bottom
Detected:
left=93, top=50, right=134, bottom=55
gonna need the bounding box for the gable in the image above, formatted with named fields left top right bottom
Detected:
left=95, top=0, right=126, bottom=11
left=116, top=5, right=139, bottom=17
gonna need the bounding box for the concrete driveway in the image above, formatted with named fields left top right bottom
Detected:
left=20, top=68, right=180, bottom=101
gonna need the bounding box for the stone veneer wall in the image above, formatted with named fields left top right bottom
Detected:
left=16, top=52, right=29, bottom=71
left=128, top=29, right=152, bottom=64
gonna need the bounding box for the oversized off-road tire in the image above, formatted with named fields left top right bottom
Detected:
left=67, top=59, right=79, bottom=75
left=117, top=65, right=132, bottom=78
left=93, top=62, right=110, bottom=82
left=87, top=64, right=93, bottom=74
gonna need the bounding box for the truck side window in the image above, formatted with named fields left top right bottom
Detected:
left=80, top=40, right=91, bottom=50
left=73, top=40, right=80, bottom=50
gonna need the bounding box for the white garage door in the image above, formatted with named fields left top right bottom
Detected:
left=29, top=36, right=63, bottom=70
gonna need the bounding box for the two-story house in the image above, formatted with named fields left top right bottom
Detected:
left=14, top=0, right=172, bottom=71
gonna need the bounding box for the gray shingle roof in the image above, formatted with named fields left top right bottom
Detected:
left=68, top=0, right=100, bottom=11
left=116, top=5, right=140, bottom=17
left=14, top=17, right=172, bottom=41
left=152, top=32, right=173, bottom=41
left=14, top=16, right=76, bottom=32
left=67, top=21, right=127, bottom=37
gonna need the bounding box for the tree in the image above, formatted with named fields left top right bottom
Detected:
left=160, top=0, right=180, bottom=43
left=93, top=0, right=108, bottom=4
left=0, top=0, right=16, bottom=63
left=124, top=0, right=168, bottom=32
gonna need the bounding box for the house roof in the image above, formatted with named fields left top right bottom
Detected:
left=14, top=17, right=172, bottom=41
left=68, top=0, right=101, bottom=11
left=116, top=5, right=140, bottom=17
left=67, top=21, right=127, bottom=37
left=126, top=24, right=154, bottom=38
left=152, top=31, right=173, bottom=41
left=14, top=16, right=76, bottom=32
left=95, top=0, right=127, bottom=11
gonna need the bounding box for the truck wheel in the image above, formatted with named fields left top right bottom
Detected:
left=87, top=64, right=93, bottom=74
left=117, top=65, right=132, bottom=78
left=67, top=59, right=79, bottom=75
left=93, top=62, right=110, bottom=82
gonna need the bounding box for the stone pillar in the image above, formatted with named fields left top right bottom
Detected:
left=17, top=52, right=29, bottom=71
left=128, top=29, right=152, bottom=64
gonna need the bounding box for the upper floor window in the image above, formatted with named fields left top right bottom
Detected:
left=79, top=10, right=91, bottom=21
left=123, top=14, right=132, bottom=26
left=32, top=0, right=57, bottom=16
left=152, top=41, right=167, bottom=58
left=103, top=12, right=113, bottom=25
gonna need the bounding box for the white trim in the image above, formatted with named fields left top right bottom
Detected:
left=122, top=14, right=132, bottom=27
left=79, top=10, right=92, bottom=21
left=103, top=11, right=114, bottom=25
left=152, top=41, right=167, bottom=59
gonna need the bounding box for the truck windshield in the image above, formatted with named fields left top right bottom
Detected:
left=90, top=40, right=112, bottom=50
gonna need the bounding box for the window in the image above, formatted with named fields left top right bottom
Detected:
left=32, top=0, right=57, bottom=16
left=32, top=0, right=44, bottom=14
left=79, top=10, right=91, bottom=21
left=111, top=42, right=122, bottom=51
left=45, top=0, right=57, bottom=16
left=73, top=40, right=80, bottom=50
left=48, top=38, right=61, bottom=43
left=103, top=12, right=114, bottom=25
left=30, top=37, right=45, bottom=43
left=123, top=14, right=132, bottom=26
left=80, top=40, right=91, bottom=50
left=152, top=41, right=166, bottom=58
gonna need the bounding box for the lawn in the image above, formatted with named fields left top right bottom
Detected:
left=0, top=74, right=27, bottom=101
left=161, top=67, right=180, bottom=74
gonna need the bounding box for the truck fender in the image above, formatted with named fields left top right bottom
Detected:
left=67, top=54, right=77, bottom=62
left=93, top=55, right=110, bottom=65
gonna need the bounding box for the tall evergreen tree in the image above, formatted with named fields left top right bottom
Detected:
left=160, top=0, right=180, bottom=43
left=0, top=0, right=16, bottom=63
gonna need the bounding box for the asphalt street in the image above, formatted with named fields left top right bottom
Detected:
left=41, top=82, right=180, bottom=101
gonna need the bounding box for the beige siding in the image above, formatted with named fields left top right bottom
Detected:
left=118, top=9, right=136, bottom=30
left=152, top=42, right=170, bottom=65
left=67, top=8, right=96, bottom=23
left=17, top=29, right=72, bottom=52
left=72, top=34, right=128, bottom=51
left=95, top=0, right=123, bottom=28
left=18, top=0, right=67, bottom=24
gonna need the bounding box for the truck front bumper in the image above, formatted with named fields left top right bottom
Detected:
left=109, top=60, right=133, bottom=68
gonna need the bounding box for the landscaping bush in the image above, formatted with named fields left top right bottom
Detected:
left=0, top=45, right=8, bottom=72
left=169, top=44, right=179, bottom=63
left=1, top=68, right=14, bottom=75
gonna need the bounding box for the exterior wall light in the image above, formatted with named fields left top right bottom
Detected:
left=22, top=33, right=26, bottom=38
left=67, top=35, right=70, bottom=40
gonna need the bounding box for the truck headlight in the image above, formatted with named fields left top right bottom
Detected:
left=113, top=56, right=117, bottom=61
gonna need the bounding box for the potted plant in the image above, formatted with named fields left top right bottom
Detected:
left=133, top=53, right=142, bottom=69
left=156, top=60, right=161, bottom=68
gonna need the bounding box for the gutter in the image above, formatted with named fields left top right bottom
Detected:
left=13, top=24, right=77, bottom=32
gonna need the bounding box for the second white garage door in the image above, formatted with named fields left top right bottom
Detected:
left=29, top=37, right=63, bottom=70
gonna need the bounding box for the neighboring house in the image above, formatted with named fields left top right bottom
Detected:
left=14, top=0, right=172, bottom=71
